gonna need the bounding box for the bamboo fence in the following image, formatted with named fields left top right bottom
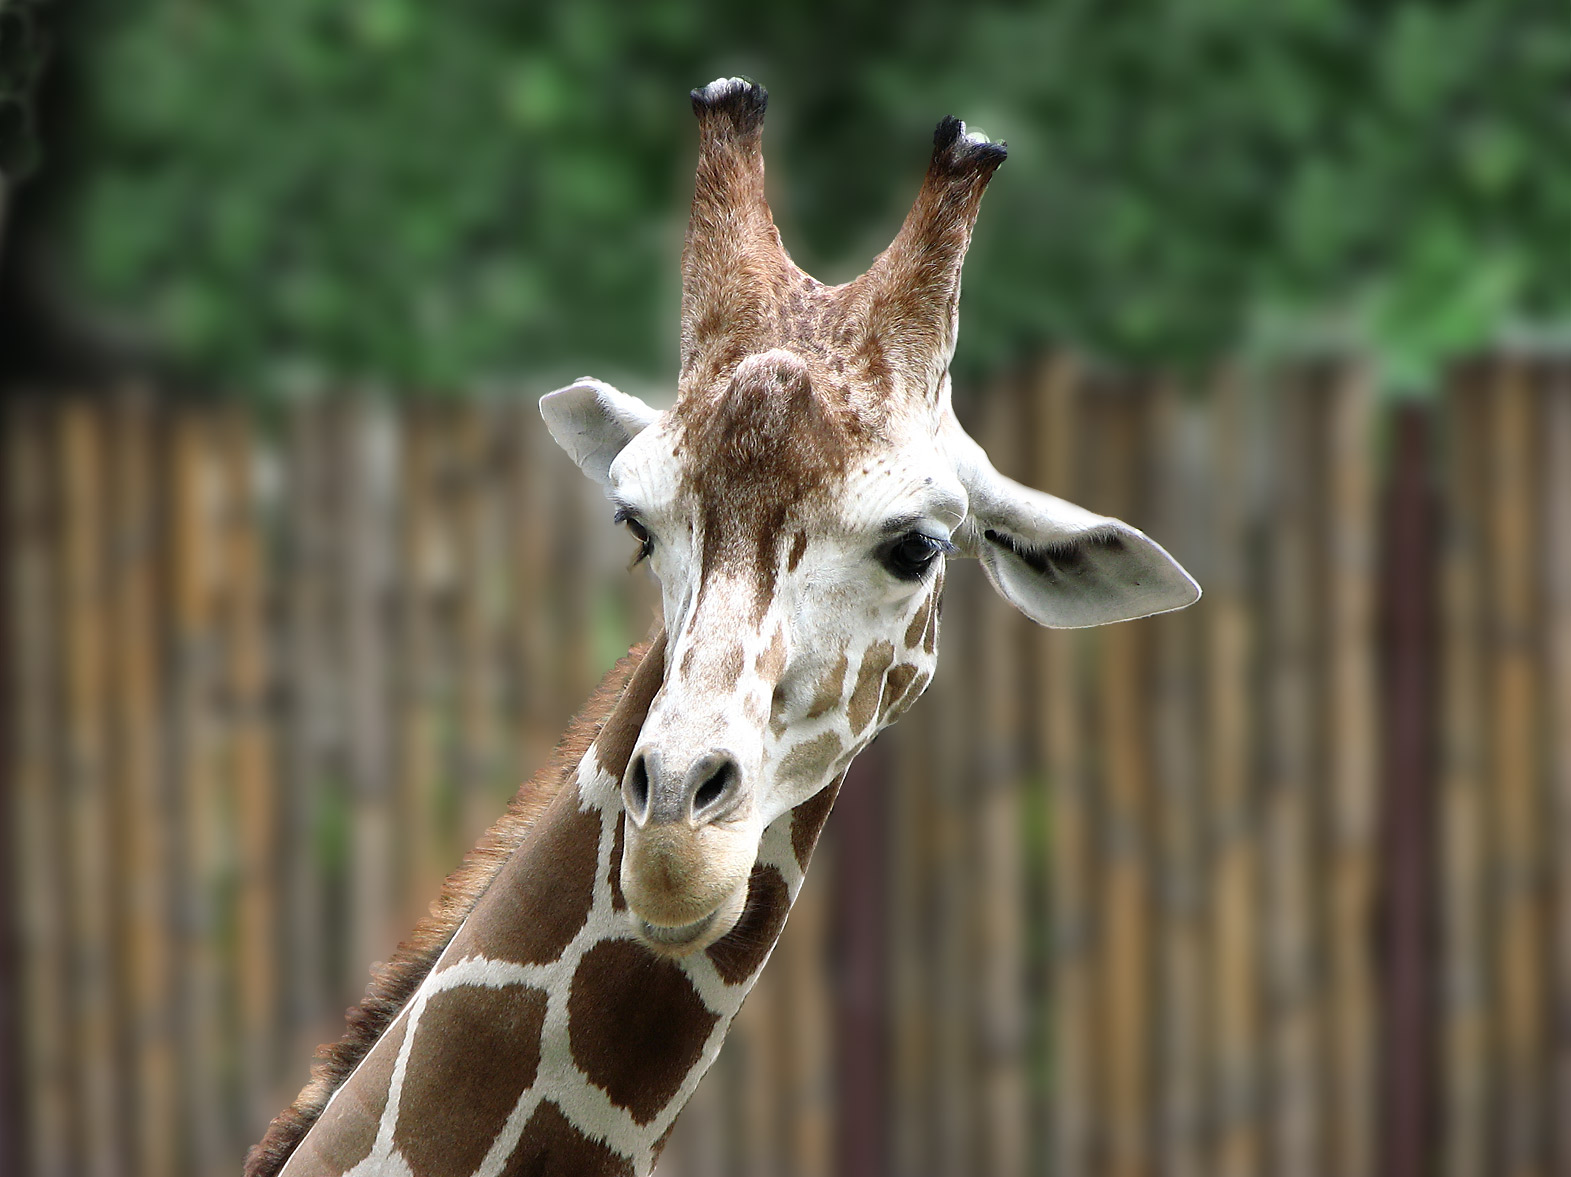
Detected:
left=2, top=357, right=1568, bottom=1177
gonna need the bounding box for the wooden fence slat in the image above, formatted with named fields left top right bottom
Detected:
left=222, top=410, right=279, bottom=1145
left=340, top=403, right=397, bottom=998
left=106, top=395, right=176, bottom=1177
left=395, top=409, right=449, bottom=925
left=6, top=400, right=71, bottom=1177
left=1093, top=384, right=1154, bottom=1177
left=1264, top=371, right=1322, bottom=1177
left=889, top=615, right=936, bottom=1177
left=1439, top=369, right=1491, bottom=1177
left=1379, top=402, right=1440, bottom=1177
left=1149, top=381, right=1206, bottom=1177
left=281, top=403, right=333, bottom=1087
left=1324, top=364, right=1378, bottom=1177
left=60, top=401, right=130, bottom=1177
left=1488, top=360, right=1549, bottom=1177
left=1206, top=367, right=1262, bottom=1177
left=1034, top=359, right=1094, bottom=1177
left=977, top=376, right=1028, bottom=1177
left=1542, top=362, right=1571, bottom=1177
left=169, top=410, right=228, bottom=1175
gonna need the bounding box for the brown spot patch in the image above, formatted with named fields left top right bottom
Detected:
left=904, top=594, right=934, bottom=651
left=568, top=940, right=719, bottom=1125
left=787, top=530, right=808, bottom=572
left=288, top=1012, right=408, bottom=1174
left=594, top=632, right=667, bottom=783
left=446, top=785, right=600, bottom=966
left=755, top=627, right=787, bottom=680
left=791, top=776, right=843, bottom=869
left=846, top=641, right=895, bottom=734
left=498, top=1099, right=635, bottom=1177
left=393, top=983, right=547, bottom=1177
left=881, top=663, right=920, bottom=721
left=779, top=731, right=843, bottom=786
left=706, top=864, right=791, bottom=984
left=713, top=643, right=745, bottom=686
left=608, top=815, right=626, bottom=911
left=804, top=654, right=847, bottom=720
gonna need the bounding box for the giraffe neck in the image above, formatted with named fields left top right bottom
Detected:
left=255, top=633, right=842, bottom=1177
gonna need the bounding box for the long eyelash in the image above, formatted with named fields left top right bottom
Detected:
left=613, top=507, right=654, bottom=567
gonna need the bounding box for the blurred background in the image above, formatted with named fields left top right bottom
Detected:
left=1, top=2, right=1568, bottom=1176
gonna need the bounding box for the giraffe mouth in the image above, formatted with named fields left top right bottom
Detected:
left=635, top=911, right=718, bottom=952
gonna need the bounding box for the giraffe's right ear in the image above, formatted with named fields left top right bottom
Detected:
left=540, top=378, right=661, bottom=490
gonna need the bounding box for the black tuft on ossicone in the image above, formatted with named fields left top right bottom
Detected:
left=691, top=76, right=769, bottom=133
left=931, top=116, right=1008, bottom=177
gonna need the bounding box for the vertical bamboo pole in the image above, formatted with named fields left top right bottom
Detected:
left=1542, top=361, right=1571, bottom=1177
left=6, top=400, right=71, bottom=1177
left=222, top=409, right=279, bottom=1144
left=1035, top=359, right=1094, bottom=1177
left=782, top=823, right=835, bottom=1177
left=1378, top=402, right=1440, bottom=1177
left=1149, top=380, right=1206, bottom=1177
left=1095, top=383, right=1154, bottom=1177
left=888, top=702, right=934, bottom=1177
left=107, top=394, right=176, bottom=1177
left=170, top=409, right=227, bottom=1174
left=1206, top=367, right=1261, bottom=1177
left=1324, top=364, right=1379, bottom=1177
left=1439, top=367, right=1490, bottom=1177
left=733, top=935, right=783, bottom=1177
left=1488, top=359, right=1548, bottom=1177
left=1263, top=369, right=1322, bottom=1177
left=454, top=403, right=503, bottom=845
left=977, top=375, right=1028, bottom=1177
left=341, top=402, right=396, bottom=997
left=59, top=401, right=129, bottom=1177
left=282, top=402, right=332, bottom=1082
left=510, top=399, right=557, bottom=774
left=396, top=408, right=450, bottom=924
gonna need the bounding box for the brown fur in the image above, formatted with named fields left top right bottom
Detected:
left=244, top=640, right=658, bottom=1177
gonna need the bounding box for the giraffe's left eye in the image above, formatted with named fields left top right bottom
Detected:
left=879, top=532, right=952, bottom=581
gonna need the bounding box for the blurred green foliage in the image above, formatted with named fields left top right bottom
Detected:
left=37, top=0, right=1571, bottom=394
left=0, top=0, right=47, bottom=180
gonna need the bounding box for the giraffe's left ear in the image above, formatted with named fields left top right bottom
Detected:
left=540, top=377, right=661, bottom=490
left=951, top=429, right=1201, bottom=628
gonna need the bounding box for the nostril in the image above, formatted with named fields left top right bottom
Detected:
left=688, top=754, right=741, bottom=823
left=623, top=753, right=651, bottom=823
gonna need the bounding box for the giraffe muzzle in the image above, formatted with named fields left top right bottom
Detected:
left=621, top=747, right=746, bottom=828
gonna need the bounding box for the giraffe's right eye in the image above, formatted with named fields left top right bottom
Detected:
left=879, top=531, right=953, bottom=582
left=614, top=508, right=654, bottom=564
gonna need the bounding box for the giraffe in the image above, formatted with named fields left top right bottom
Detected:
left=247, top=77, right=1199, bottom=1177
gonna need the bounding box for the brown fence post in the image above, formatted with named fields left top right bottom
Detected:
left=1487, top=360, right=1549, bottom=1177
left=835, top=738, right=889, bottom=1177
left=1379, top=401, right=1438, bottom=1177
left=1544, top=360, right=1571, bottom=1177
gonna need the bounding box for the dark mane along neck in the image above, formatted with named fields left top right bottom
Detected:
left=245, top=638, right=662, bottom=1177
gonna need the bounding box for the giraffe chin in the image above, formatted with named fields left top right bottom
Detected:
left=629, top=879, right=748, bottom=958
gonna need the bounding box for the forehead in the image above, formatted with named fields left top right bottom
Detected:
left=614, top=350, right=954, bottom=609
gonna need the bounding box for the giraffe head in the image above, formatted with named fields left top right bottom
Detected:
left=543, top=78, right=1198, bottom=958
